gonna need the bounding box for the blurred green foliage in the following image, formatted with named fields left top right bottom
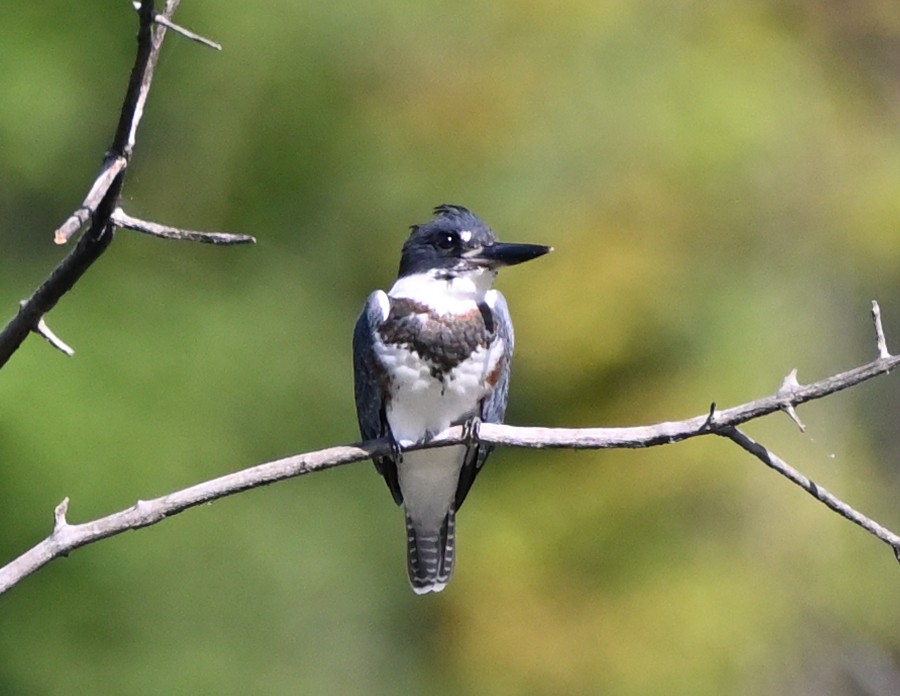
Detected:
left=2, top=1, right=899, bottom=694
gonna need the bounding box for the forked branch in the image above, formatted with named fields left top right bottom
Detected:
left=1, top=304, right=898, bottom=595
left=1, top=3, right=897, bottom=602
left=0, top=0, right=253, bottom=369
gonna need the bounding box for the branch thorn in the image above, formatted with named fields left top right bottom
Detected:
left=702, top=402, right=718, bottom=430
left=780, top=368, right=801, bottom=392
left=871, top=300, right=891, bottom=360
left=777, top=369, right=806, bottom=431
left=53, top=497, right=70, bottom=533
left=783, top=404, right=806, bottom=432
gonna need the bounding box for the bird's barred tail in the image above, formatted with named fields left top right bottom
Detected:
left=406, top=508, right=455, bottom=594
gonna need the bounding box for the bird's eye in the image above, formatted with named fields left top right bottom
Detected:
left=436, top=232, right=458, bottom=250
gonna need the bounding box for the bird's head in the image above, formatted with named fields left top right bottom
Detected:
left=397, top=204, right=551, bottom=281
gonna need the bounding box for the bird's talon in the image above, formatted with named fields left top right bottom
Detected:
left=462, top=417, right=482, bottom=446
left=389, top=434, right=403, bottom=463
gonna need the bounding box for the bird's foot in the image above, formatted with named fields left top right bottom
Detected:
left=388, top=433, right=404, bottom=464
left=462, top=416, right=482, bottom=447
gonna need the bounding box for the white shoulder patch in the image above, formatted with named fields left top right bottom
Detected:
left=374, top=289, right=391, bottom=320
left=484, top=289, right=503, bottom=310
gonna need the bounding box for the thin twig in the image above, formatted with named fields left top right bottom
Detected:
left=34, top=316, right=75, bottom=357
left=720, top=426, right=900, bottom=561
left=154, top=13, right=222, bottom=50
left=2, top=341, right=899, bottom=595
left=54, top=156, right=127, bottom=245
left=112, top=208, right=255, bottom=245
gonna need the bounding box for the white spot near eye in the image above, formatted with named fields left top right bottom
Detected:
left=460, top=230, right=473, bottom=243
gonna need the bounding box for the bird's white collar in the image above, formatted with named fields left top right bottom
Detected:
left=388, top=269, right=495, bottom=315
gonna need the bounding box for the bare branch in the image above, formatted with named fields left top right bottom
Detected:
left=111, top=208, right=256, bottom=245
left=0, top=443, right=379, bottom=594
left=473, top=357, right=900, bottom=451
left=720, top=426, right=900, bottom=561
left=0, top=1, right=251, bottom=368
left=3, top=4, right=898, bottom=608
left=0, top=2, right=167, bottom=366
left=2, top=341, right=899, bottom=596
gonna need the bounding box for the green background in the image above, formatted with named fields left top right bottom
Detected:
left=2, top=1, right=899, bottom=694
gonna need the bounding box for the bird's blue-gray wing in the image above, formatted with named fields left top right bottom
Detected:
left=454, top=290, right=514, bottom=509
left=480, top=291, right=514, bottom=427
left=353, top=291, right=403, bottom=505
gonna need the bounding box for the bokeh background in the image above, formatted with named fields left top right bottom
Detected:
left=2, top=1, right=900, bottom=694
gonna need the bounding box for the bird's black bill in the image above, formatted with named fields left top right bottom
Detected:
left=472, top=242, right=552, bottom=267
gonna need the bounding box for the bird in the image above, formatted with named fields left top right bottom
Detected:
left=352, top=204, right=551, bottom=594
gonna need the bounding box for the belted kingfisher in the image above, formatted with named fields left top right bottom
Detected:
left=352, top=204, right=551, bottom=594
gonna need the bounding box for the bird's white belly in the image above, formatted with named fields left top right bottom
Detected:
left=372, top=303, right=506, bottom=529
left=377, top=341, right=501, bottom=530
left=399, top=446, right=466, bottom=530
left=379, top=342, right=498, bottom=445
